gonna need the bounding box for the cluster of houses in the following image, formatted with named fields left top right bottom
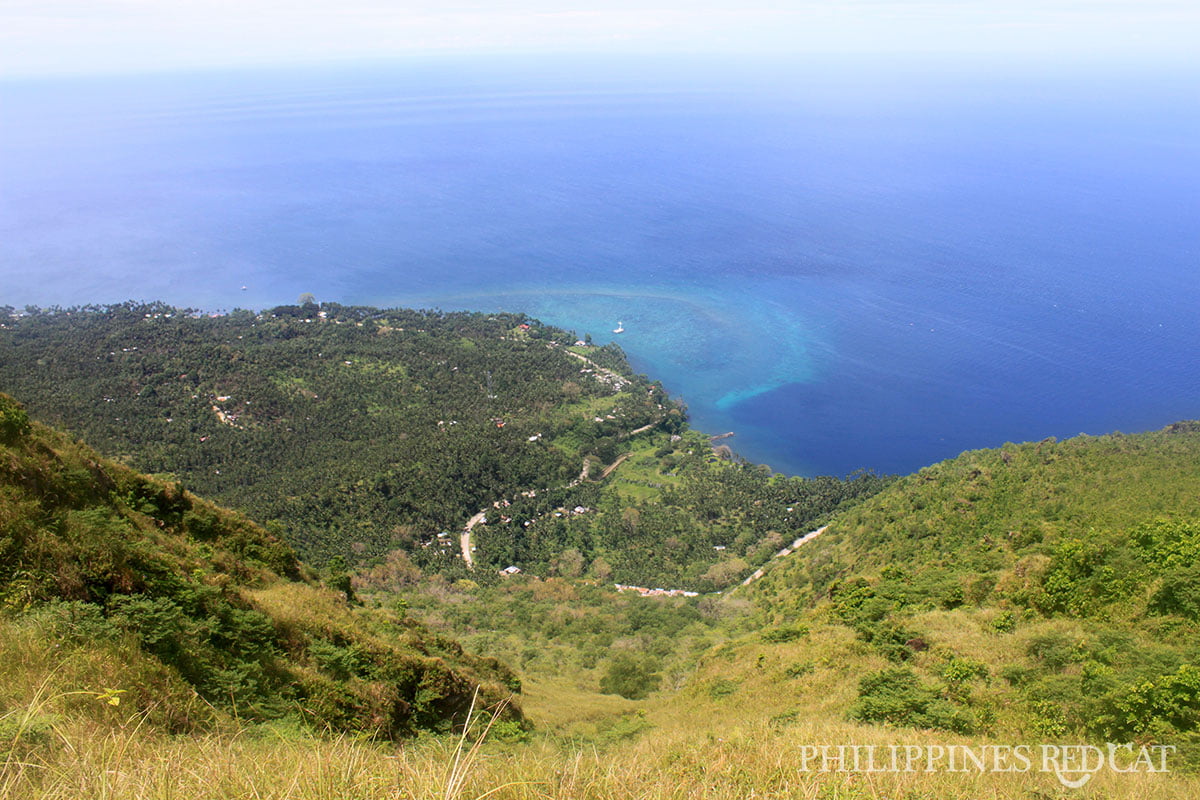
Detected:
left=579, top=365, right=630, bottom=392
left=613, top=583, right=699, bottom=598
left=560, top=348, right=631, bottom=392
left=209, top=394, right=248, bottom=429
left=426, top=530, right=454, bottom=555
left=480, top=497, right=592, bottom=529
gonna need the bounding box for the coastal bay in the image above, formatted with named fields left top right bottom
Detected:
left=3, top=57, right=1197, bottom=475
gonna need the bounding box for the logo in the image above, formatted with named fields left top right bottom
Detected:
left=796, top=743, right=1175, bottom=788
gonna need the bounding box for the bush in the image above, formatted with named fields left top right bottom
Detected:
left=784, top=661, right=815, bottom=678
left=849, top=667, right=976, bottom=734
left=1036, top=537, right=1144, bottom=616
left=487, top=718, right=530, bottom=743
left=1026, top=631, right=1083, bottom=672
left=1090, top=663, right=1200, bottom=740
left=1131, top=519, right=1200, bottom=570
left=989, top=610, right=1017, bottom=633
left=1000, top=665, right=1033, bottom=687
left=1150, top=565, right=1200, bottom=620
left=1029, top=700, right=1070, bottom=737
left=769, top=709, right=800, bottom=728
left=0, top=394, right=31, bottom=444
left=941, top=657, right=989, bottom=684
left=599, top=652, right=661, bottom=700
left=597, top=711, right=653, bottom=743
left=0, top=711, right=57, bottom=762
left=761, top=624, right=809, bottom=643
left=34, top=600, right=118, bottom=643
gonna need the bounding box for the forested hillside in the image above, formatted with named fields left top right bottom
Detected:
left=0, top=302, right=674, bottom=565
left=729, top=424, right=1200, bottom=764
left=0, top=303, right=889, bottom=588
left=0, top=392, right=520, bottom=741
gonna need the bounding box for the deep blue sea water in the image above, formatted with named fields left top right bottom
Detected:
left=2, top=56, right=1198, bottom=476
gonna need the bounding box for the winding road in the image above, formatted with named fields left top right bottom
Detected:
left=457, top=346, right=663, bottom=569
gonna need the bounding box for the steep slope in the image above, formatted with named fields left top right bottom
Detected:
left=0, top=393, right=520, bottom=741
left=720, top=424, right=1200, bottom=763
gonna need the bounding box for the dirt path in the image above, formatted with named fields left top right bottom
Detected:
left=460, top=510, right=489, bottom=568
left=624, top=422, right=656, bottom=438
left=740, top=526, right=828, bottom=586
left=458, top=449, right=643, bottom=568
left=598, top=452, right=634, bottom=479
left=455, top=346, right=659, bottom=568
left=562, top=349, right=629, bottom=388
left=611, top=525, right=830, bottom=596
left=570, top=456, right=595, bottom=487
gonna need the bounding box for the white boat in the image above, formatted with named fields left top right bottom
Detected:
left=613, top=321, right=624, bottom=333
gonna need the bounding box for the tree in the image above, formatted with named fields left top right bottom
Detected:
left=324, top=556, right=358, bottom=604
left=589, top=556, right=613, bottom=582
left=0, top=394, right=31, bottom=443
left=550, top=548, right=584, bottom=578
left=599, top=652, right=661, bottom=699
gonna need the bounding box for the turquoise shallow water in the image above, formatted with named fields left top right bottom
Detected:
left=415, top=282, right=820, bottom=410
left=2, top=57, right=1198, bottom=476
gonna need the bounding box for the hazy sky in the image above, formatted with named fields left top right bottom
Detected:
left=1, top=1, right=1198, bottom=77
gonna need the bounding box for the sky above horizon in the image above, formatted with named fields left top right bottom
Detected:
left=2, top=1, right=1198, bottom=78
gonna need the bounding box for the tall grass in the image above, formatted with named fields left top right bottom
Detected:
left=5, top=605, right=1199, bottom=799
left=4, top=705, right=1199, bottom=799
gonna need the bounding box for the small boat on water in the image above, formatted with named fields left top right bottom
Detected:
left=613, top=321, right=624, bottom=333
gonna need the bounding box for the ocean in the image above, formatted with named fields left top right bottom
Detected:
left=2, top=55, right=1198, bottom=476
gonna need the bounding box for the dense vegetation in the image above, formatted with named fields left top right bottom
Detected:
left=0, top=392, right=520, bottom=742
left=0, top=303, right=888, bottom=589
left=744, top=424, right=1200, bottom=763
left=0, top=302, right=674, bottom=566
left=467, top=441, right=890, bottom=589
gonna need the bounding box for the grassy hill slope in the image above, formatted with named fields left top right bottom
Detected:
left=4, top=393, right=1200, bottom=797
left=730, top=424, right=1200, bottom=765
left=0, top=392, right=520, bottom=751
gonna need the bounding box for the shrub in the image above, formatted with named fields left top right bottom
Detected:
left=309, top=639, right=367, bottom=682
left=1036, top=537, right=1144, bottom=616
left=784, top=661, right=815, bottom=679
left=488, top=717, right=530, bottom=743
left=597, top=711, right=653, bottom=743
left=0, top=394, right=31, bottom=443
left=1029, top=700, right=1070, bottom=737
left=1000, top=665, right=1033, bottom=687
left=33, top=600, right=118, bottom=643
left=849, top=667, right=976, bottom=734
left=941, top=657, right=989, bottom=684
left=1089, top=664, right=1200, bottom=740
left=1131, top=519, right=1200, bottom=571
left=1026, top=631, right=1083, bottom=672
left=769, top=709, right=800, bottom=728
left=1149, top=565, right=1200, bottom=620
left=599, top=653, right=661, bottom=700
left=989, top=610, right=1017, bottom=633
left=0, top=711, right=57, bottom=761
left=761, top=624, right=809, bottom=643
